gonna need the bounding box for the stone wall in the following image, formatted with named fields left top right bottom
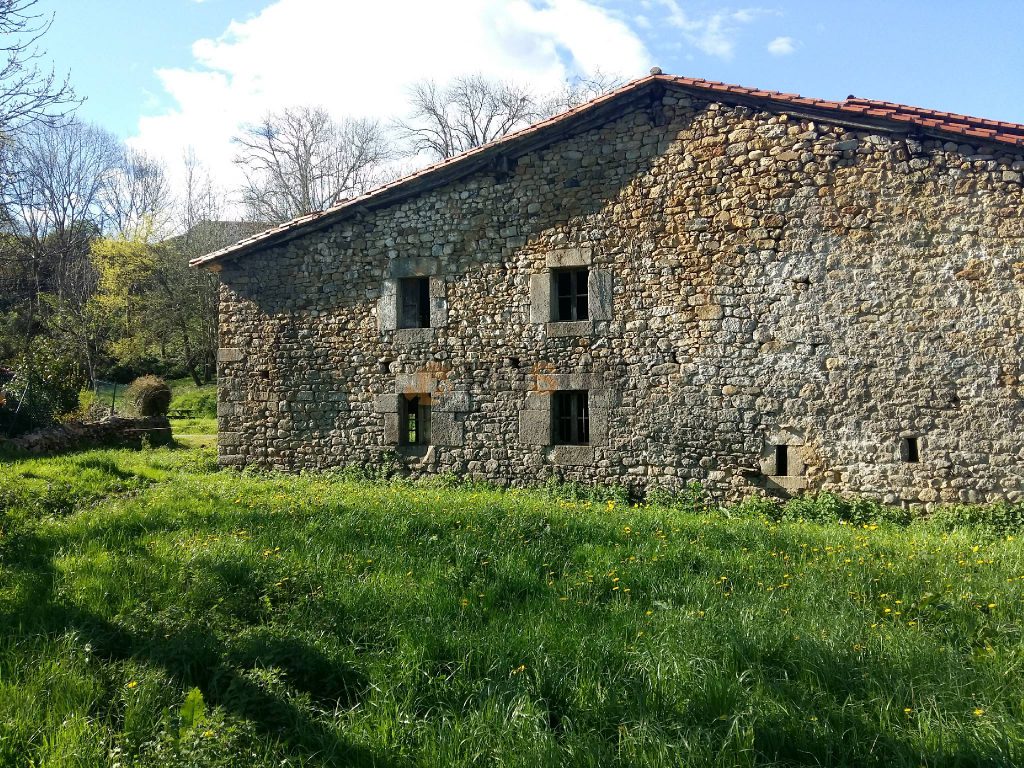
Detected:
left=213, top=91, right=1024, bottom=505
left=0, top=416, right=173, bottom=454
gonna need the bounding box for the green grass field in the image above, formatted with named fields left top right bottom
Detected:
left=1, top=446, right=1023, bottom=766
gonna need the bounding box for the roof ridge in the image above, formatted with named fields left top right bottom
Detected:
left=192, top=72, right=1024, bottom=268
left=843, top=96, right=1024, bottom=135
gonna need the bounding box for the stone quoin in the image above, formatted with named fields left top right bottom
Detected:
left=193, top=72, right=1024, bottom=506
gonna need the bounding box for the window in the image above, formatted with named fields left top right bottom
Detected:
left=775, top=445, right=789, bottom=476
left=552, top=390, right=590, bottom=445
left=399, top=277, right=430, bottom=329
left=552, top=268, right=588, bottom=321
left=901, top=437, right=919, bottom=463
left=400, top=394, right=431, bottom=445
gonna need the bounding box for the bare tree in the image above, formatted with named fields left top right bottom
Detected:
left=1, top=119, right=121, bottom=302
left=0, top=0, right=78, bottom=134
left=101, top=147, right=171, bottom=239
left=233, top=106, right=392, bottom=223
left=172, top=151, right=230, bottom=383
left=397, top=74, right=539, bottom=161
left=163, top=151, right=261, bottom=383
left=540, top=69, right=626, bottom=118
left=0, top=119, right=121, bottom=390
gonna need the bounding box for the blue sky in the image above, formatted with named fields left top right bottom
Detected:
left=36, top=0, right=1024, bottom=186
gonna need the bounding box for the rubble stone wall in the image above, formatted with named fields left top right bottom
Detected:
left=214, top=92, right=1024, bottom=505
left=0, top=417, right=173, bottom=454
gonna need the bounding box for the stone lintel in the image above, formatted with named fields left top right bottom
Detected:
left=389, top=257, right=439, bottom=278
left=546, top=247, right=593, bottom=268
left=546, top=372, right=607, bottom=395
left=395, top=371, right=444, bottom=395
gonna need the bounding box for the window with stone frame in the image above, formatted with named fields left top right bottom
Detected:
left=552, top=390, right=590, bottom=445
left=775, top=445, right=790, bottom=476
left=901, top=436, right=920, bottom=463
left=529, top=249, right=612, bottom=332
left=552, top=267, right=589, bottom=321
left=400, top=393, right=432, bottom=445
left=398, top=277, right=431, bottom=329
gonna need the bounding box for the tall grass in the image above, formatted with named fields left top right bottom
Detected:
left=1, top=447, right=1022, bottom=766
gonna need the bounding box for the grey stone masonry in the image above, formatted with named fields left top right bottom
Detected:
left=211, top=91, right=1024, bottom=506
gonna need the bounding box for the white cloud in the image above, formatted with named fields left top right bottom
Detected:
left=655, top=1, right=765, bottom=59
left=767, top=35, right=796, bottom=56
left=130, top=0, right=651, bottom=197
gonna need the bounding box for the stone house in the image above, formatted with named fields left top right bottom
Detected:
left=193, top=71, right=1024, bottom=505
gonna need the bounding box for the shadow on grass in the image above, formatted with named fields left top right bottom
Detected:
left=2, top=500, right=1017, bottom=766
left=72, top=455, right=154, bottom=483
left=0, top=528, right=390, bottom=767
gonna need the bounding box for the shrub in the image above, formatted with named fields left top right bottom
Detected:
left=544, top=477, right=633, bottom=505
left=728, top=494, right=782, bottom=519
left=647, top=481, right=714, bottom=513
left=0, top=363, right=86, bottom=437
left=82, top=397, right=114, bottom=422
left=770, top=492, right=911, bottom=526
left=930, top=502, right=1024, bottom=534
left=125, top=375, right=172, bottom=417
left=59, top=390, right=112, bottom=424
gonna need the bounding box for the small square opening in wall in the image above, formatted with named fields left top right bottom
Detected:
left=901, top=436, right=920, bottom=463
left=552, top=268, right=589, bottom=321
left=398, top=277, right=430, bottom=329
left=775, top=445, right=789, bottom=476
left=553, top=390, right=589, bottom=445
left=400, top=394, right=431, bottom=446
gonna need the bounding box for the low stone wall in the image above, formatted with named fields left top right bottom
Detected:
left=0, top=416, right=173, bottom=454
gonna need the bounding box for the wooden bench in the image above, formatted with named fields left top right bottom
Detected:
left=167, top=408, right=196, bottom=419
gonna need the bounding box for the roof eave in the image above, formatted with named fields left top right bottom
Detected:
left=191, top=76, right=664, bottom=268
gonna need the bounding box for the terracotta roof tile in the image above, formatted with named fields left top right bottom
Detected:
left=193, top=72, right=1024, bottom=267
